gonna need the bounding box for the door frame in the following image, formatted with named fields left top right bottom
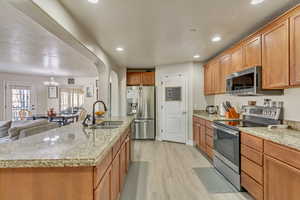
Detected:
left=157, top=73, right=189, bottom=144
left=5, top=81, right=36, bottom=120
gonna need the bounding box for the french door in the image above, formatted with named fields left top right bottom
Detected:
left=6, top=83, right=35, bottom=121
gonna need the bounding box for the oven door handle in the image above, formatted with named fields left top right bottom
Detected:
left=212, top=125, right=239, bottom=136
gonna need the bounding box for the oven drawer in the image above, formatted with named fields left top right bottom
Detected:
left=241, top=172, right=263, bottom=200
left=241, top=144, right=263, bottom=166
left=241, top=132, right=263, bottom=152
left=241, top=156, right=263, bottom=185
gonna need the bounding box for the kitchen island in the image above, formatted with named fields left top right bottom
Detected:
left=0, top=116, right=134, bottom=200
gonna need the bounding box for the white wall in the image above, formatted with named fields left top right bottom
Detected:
left=0, top=72, right=48, bottom=120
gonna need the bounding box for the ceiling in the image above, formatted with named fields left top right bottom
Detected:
left=60, top=0, right=300, bottom=68
left=0, top=1, right=97, bottom=77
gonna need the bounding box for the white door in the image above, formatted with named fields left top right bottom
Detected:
left=161, top=74, right=188, bottom=143
left=5, top=83, right=35, bottom=121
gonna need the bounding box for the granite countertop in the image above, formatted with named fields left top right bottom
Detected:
left=240, top=127, right=300, bottom=151
left=0, top=116, right=134, bottom=168
left=193, top=110, right=300, bottom=151
left=193, top=110, right=239, bottom=121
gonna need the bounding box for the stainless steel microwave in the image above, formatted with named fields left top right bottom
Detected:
left=226, top=66, right=283, bottom=96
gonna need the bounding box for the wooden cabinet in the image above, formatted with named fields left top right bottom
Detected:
left=127, top=72, right=141, bottom=86
left=125, top=136, right=130, bottom=172
left=204, top=63, right=214, bottom=95
left=119, top=143, right=126, bottom=191
left=264, top=155, right=300, bottom=200
left=241, top=172, right=263, bottom=200
left=219, top=54, right=231, bottom=93
left=111, top=152, right=120, bottom=200
left=244, top=35, right=262, bottom=69
left=290, top=11, right=300, bottom=86
left=141, top=72, right=155, bottom=85
left=262, top=19, right=289, bottom=89
left=204, top=60, right=221, bottom=95
left=94, top=166, right=111, bottom=200
left=193, top=116, right=214, bottom=159
left=231, top=46, right=245, bottom=73
left=127, top=72, right=155, bottom=86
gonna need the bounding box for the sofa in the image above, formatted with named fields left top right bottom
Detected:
left=0, top=119, right=59, bottom=143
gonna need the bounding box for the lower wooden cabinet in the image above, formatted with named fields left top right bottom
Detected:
left=94, top=166, right=111, bottom=200
left=241, top=172, right=263, bottom=200
left=120, top=143, right=126, bottom=191
left=193, top=116, right=214, bottom=160
left=111, top=152, right=120, bottom=200
left=264, top=155, right=300, bottom=200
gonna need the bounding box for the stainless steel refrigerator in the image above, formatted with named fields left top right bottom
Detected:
left=127, top=86, right=155, bottom=139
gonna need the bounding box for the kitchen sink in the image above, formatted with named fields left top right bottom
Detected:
left=88, top=121, right=123, bottom=130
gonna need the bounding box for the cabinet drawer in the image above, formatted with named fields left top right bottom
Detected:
left=206, top=135, right=213, bottom=148
left=241, top=144, right=263, bottom=166
left=112, top=138, right=121, bottom=158
left=206, top=145, right=213, bottom=159
left=205, top=120, right=213, bottom=128
left=206, top=128, right=213, bottom=138
left=264, top=140, right=300, bottom=170
left=241, top=132, right=263, bottom=152
left=241, top=156, right=263, bottom=185
left=94, top=150, right=113, bottom=188
left=241, top=172, right=263, bottom=200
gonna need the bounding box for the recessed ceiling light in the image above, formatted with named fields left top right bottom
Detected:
left=193, top=54, right=200, bottom=59
left=212, top=36, right=221, bottom=42
left=116, top=47, right=124, bottom=52
left=251, top=0, right=264, bottom=5
left=88, top=0, right=99, bottom=4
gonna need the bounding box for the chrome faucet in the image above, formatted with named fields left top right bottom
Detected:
left=92, top=100, right=108, bottom=125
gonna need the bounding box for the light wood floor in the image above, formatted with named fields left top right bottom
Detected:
left=121, top=141, right=253, bottom=200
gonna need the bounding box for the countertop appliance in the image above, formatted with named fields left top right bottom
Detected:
left=226, top=66, right=283, bottom=96
left=127, top=86, right=155, bottom=139
left=212, top=105, right=283, bottom=191
left=206, top=105, right=218, bottom=115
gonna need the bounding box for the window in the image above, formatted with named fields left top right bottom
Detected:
left=59, top=88, right=84, bottom=112
left=10, top=86, right=32, bottom=121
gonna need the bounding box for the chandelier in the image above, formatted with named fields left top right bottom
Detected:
left=44, top=77, right=59, bottom=86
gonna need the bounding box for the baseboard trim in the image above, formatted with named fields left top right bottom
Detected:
left=156, top=136, right=163, bottom=141
left=186, top=140, right=194, bottom=146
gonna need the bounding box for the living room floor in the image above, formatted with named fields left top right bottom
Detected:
left=121, top=141, right=253, bottom=200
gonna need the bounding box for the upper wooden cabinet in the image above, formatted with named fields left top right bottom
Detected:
left=262, top=20, right=289, bottom=89
left=231, top=46, right=245, bottom=73
left=141, top=72, right=155, bottom=85
left=211, top=60, right=221, bottom=94
left=127, top=71, right=155, bottom=86
left=290, top=12, right=300, bottom=86
left=219, top=54, right=231, bottom=93
left=127, top=72, right=141, bottom=86
left=244, top=35, right=262, bottom=69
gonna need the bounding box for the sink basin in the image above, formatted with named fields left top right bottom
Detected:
left=88, top=121, right=123, bottom=130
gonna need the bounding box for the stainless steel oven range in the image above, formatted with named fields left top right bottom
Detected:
left=212, top=105, right=283, bottom=191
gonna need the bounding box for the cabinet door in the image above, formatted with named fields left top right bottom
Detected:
left=200, top=125, right=206, bottom=152
left=231, top=46, right=244, bottom=73
left=141, top=72, right=155, bottom=85
left=244, top=35, right=262, bottom=69
left=125, top=136, right=130, bottom=172
left=94, top=167, right=111, bottom=200
left=219, top=54, right=231, bottom=93
left=262, top=20, right=289, bottom=89
left=119, top=143, right=126, bottom=191
left=290, top=12, right=300, bottom=86
left=127, top=72, right=141, bottom=86
left=264, top=155, right=300, bottom=200
left=212, top=60, right=221, bottom=94
left=204, top=64, right=209, bottom=95
left=111, top=153, right=120, bottom=200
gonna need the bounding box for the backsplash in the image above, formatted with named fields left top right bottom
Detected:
left=283, top=120, right=300, bottom=131
left=212, top=87, right=300, bottom=122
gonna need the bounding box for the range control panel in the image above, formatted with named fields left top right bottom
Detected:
left=242, top=106, right=283, bottom=120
